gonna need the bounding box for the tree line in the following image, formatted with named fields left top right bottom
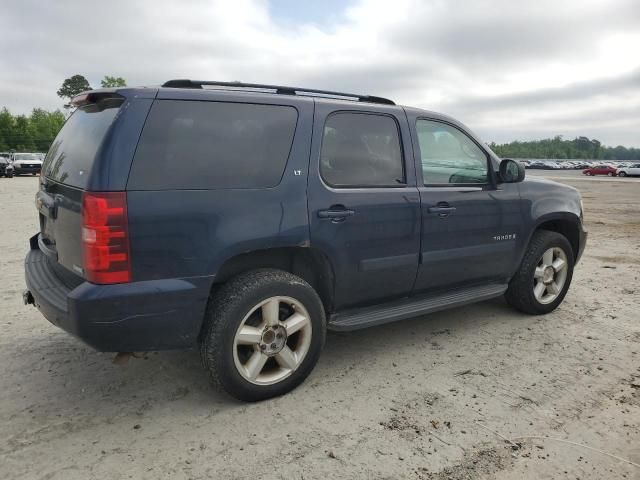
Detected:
left=489, top=135, right=640, bottom=160
left=0, top=108, right=66, bottom=152
left=2, top=74, right=639, bottom=160
left=0, top=74, right=126, bottom=153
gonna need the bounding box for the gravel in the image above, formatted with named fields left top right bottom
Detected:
left=1, top=174, right=638, bottom=479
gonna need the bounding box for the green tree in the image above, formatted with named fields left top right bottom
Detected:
left=490, top=136, right=639, bottom=161
left=0, top=108, right=14, bottom=151
left=100, top=76, right=127, bottom=88
left=591, top=139, right=601, bottom=159
left=0, top=107, right=67, bottom=153
left=30, top=108, right=66, bottom=151
left=57, top=74, right=92, bottom=104
left=12, top=115, right=36, bottom=151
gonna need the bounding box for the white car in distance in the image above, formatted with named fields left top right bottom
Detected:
left=616, top=163, right=640, bottom=177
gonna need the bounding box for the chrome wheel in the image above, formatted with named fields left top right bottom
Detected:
left=233, top=296, right=312, bottom=385
left=533, top=247, right=568, bottom=304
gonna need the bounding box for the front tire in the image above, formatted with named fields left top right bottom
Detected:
left=619, top=171, right=627, bottom=177
left=506, top=230, right=574, bottom=315
left=200, top=269, right=326, bottom=401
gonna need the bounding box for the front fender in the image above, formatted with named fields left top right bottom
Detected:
left=519, top=177, right=582, bottom=226
left=513, top=178, right=585, bottom=272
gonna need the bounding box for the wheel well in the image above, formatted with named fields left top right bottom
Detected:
left=214, top=247, right=335, bottom=313
left=536, top=219, right=580, bottom=260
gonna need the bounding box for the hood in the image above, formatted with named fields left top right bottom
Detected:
left=522, top=175, right=580, bottom=195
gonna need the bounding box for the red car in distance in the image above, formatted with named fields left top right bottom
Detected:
left=583, top=165, right=617, bottom=176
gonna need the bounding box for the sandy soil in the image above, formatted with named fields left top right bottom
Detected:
left=0, top=173, right=638, bottom=479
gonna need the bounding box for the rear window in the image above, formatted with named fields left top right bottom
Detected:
left=128, top=100, right=298, bottom=190
left=43, top=101, right=122, bottom=188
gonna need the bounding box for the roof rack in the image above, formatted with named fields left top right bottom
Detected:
left=161, top=79, right=395, bottom=105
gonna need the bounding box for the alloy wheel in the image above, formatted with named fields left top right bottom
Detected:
left=232, top=296, right=312, bottom=385
left=533, top=247, right=569, bottom=304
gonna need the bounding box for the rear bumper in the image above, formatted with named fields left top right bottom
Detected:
left=25, top=234, right=212, bottom=352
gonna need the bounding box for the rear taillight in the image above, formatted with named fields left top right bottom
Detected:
left=82, top=192, right=131, bottom=284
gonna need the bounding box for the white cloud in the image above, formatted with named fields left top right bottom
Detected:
left=0, top=0, right=639, bottom=145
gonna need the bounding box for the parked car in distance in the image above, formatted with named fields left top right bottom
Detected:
left=0, top=156, right=14, bottom=177
left=527, top=161, right=547, bottom=169
left=23, top=80, right=587, bottom=401
left=616, top=163, right=640, bottom=177
left=582, top=165, right=617, bottom=176
left=12, top=153, right=42, bottom=176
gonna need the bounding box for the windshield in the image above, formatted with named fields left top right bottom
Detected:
left=14, top=153, right=40, bottom=161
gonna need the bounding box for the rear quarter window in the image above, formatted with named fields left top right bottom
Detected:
left=128, top=100, right=298, bottom=190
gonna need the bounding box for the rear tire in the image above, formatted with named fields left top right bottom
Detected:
left=200, top=269, right=326, bottom=401
left=506, top=230, right=574, bottom=315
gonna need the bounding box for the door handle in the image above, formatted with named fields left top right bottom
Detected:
left=428, top=203, right=456, bottom=217
left=318, top=207, right=355, bottom=220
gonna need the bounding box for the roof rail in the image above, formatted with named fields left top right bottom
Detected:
left=161, top=79, right=395, bottom=106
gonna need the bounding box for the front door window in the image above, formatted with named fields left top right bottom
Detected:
left=416, top=120, right=489, bottom=185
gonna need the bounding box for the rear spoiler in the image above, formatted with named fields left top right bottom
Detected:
left=71, top=91, right=124, bottom=108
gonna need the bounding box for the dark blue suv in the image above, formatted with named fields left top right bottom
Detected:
left=24, top=80, right=586, bottom=401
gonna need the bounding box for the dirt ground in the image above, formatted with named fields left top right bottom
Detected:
left=1, top=172, right=638, bottom=480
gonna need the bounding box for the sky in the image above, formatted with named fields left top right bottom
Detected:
left=1, top=0, right=639, bottom=147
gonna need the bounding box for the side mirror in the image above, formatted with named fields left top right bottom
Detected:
left=499, top=158, right=525, bottom=183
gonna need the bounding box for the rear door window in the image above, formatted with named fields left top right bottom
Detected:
left=320, top=112, right=405, bottom=187
left=43, top=101, right=122, bottom=188
left=128, top=100, right=298, bottom=190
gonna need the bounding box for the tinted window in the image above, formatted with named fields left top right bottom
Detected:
left=320, top=112, right=404, bottom=187
left=43, top=102, right=122, bottom=188
left=129, top=100, right=298, bottom=190
left=416, top=120, right=489, bottom=185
